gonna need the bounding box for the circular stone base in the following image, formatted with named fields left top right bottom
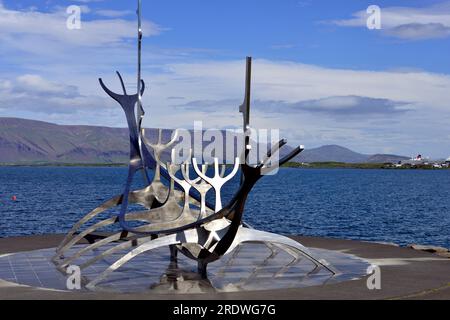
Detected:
left=0, top=242, right=370, bottom=294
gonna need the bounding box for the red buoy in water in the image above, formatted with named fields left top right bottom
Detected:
left=11, top=195, right=17, bottom=201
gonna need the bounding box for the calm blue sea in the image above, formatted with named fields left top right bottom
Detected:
left=0, top=167, right=449, bottom=248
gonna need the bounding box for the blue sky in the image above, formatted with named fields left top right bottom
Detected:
left=0, top=0, right=450, bottom=158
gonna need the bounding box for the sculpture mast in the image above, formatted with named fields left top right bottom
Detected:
left=239, top=57, right=252, bottom=183
left=136, top=0, right=144, bottom=124
left=136, top=0, right=149, bottom=183
left=243, top=57, right=252, bottom=161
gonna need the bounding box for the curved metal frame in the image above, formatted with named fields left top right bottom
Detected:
left=53, top=1, right=338, bottom=290
left=54, top=57, right=338, bottom=288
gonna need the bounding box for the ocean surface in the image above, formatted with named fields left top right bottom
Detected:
left=0, top=167, right=449, bottom=248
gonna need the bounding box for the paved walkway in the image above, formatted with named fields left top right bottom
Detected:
left=0, top=235, right=448, bottom=300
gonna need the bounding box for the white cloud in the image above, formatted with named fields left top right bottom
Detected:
left=387, top=23, right=450, bottom=40
left=152, top=59, right=450, bottom=111
left=133, top=59, right=450, bottom=157
left=0, top=4, right=449, bottom=156
left=95, top=9, right=135, bottom=18
left=0, top=74, right=112, bottom=115
left=15, top=74, right=75, bottom=96
left=0, top=2, right=161, bottom=48
left=173, top=96, right=409, bottom=116
left=1, top=58, right=450, bottom=157
left=331, top=1, right=450, bottom=40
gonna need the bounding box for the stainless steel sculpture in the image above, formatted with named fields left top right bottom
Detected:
left=53, top=0, right=337, bottom=289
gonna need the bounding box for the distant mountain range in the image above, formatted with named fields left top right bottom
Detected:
left=292, top=145, right=408, bottom=164
left=0, top=117, right=409, bottom=164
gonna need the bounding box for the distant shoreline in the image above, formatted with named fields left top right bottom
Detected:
left=283, top=162, right=450, bottom=170
left=0, top=163, right=128, bottom=167
left=1, top=162, right=449, bottom=170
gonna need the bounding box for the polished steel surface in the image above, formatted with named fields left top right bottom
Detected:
left=3, top=243, right=370, bottom=294
left=192, top=157, right=240, bottom=212
left=52, top=1, right=340, bottom=290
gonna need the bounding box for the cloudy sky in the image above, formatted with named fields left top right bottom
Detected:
left=0, top=0, right=449, bottom=158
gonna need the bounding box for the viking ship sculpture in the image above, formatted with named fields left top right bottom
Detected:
left=52, top=1, right=337, bottom=290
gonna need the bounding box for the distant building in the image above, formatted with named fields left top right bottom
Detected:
left=394, top=153, right=449, bottom=169
left=401, top=154, right=426, bottom=166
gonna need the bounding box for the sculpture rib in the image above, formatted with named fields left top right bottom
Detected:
left=225, top=227, right=337, bottom=275
left=55, top=56, right=338, bottom=291
left=84, top=226, right=336, bottom=289
left=85, top=230, right=200, bottom=289
left=55, top=185, right=165, bottom=254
